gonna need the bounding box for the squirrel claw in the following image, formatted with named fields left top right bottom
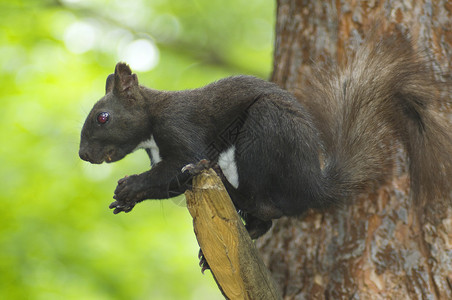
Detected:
left=182, top=159, right=212, bottom=175
left=198, top=249, right=210, bottom=274
left=117, top=175, right=128, bottom=184
left=109, top=200, right=135, bottom=214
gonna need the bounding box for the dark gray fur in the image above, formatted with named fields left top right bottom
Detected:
left=79, top=34, right=452, bottom=239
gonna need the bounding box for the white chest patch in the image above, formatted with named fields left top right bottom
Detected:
left=134, top=135, right=162, bottom=166
left=218, top=146, right=239, bottom=189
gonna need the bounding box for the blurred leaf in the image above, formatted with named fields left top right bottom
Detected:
left=0, top=0, right=274, bottom=299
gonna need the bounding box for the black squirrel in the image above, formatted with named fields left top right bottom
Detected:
left=79, top=33, right=452, bottom=240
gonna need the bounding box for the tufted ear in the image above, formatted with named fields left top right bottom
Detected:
left=113, top=62, right=139, bottom=94
left=105, top=74, right=115, bottom=94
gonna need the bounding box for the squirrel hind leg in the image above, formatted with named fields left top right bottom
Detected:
left=237, top=198, right=283, bottom=239
left=243, top=214, right=273, bottom=240
left=223, top=181, right=282, bottom=239
left=237, top=209, right=273, bottom=239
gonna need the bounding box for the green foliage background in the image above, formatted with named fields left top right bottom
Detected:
left=0, top=0, right=274, bottom=299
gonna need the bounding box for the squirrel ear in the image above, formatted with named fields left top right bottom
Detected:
left=113, top=62, right=138, bottom=94
left=105, top=74, right=115, bottom=94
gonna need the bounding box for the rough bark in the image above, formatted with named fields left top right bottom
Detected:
left=258, top=1, right=452, bottom=299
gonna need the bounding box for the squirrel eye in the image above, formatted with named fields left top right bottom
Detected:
left=97, top=112, right=110, bottom=124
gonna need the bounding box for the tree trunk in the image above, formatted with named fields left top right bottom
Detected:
left=257, top=1, right=452, bottom=299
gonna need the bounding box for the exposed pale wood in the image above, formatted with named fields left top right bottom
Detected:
left=185, top=169, right=282, bottom=300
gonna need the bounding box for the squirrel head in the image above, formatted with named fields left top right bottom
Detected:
left=79, top=63, right=151, bottom=164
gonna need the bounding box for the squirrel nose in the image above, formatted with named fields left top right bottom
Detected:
left=79, top=150, right=91, bottom=162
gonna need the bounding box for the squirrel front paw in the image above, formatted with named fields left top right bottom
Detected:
left=109, top=199, right=135, bottom=214
left=110, top=175, right=146, bottom=214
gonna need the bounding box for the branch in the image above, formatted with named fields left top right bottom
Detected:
left=185, top=169, right=281, bottom=300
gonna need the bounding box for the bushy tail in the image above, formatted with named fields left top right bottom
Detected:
left=307, top=33, right=452, bottom=204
